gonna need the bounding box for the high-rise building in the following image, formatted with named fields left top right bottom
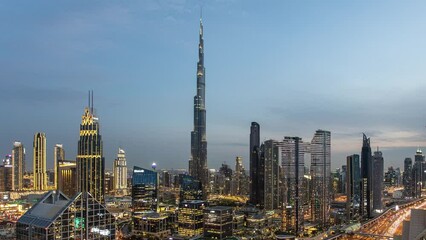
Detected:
left=57, top=160, right=77, bottom=198
left=76, top=91, right=105, bottom=203
left=372, top=149, right=384, bottom=212
left=310, top=130, right=331, bottom=227
left=190, top=17, right=208, bottom=196
left=281, top=136, right=305, bottom=235
left=403, top=158, right=414, bottom=197
left=0, top=155, right=13, bottom=191
left=413, top=148, right=425, bottom=198
left=360, top=133, right=373, bottom=218
left=179, top=174, right=203, bottom=202
left=233, top=156, right=248, bottom=196
left=17, top=191, right=116, bottom=239
left=53, top=144, right=65, bottom=189
left=385, top=166, right=399, bottom=187
left=33, top=132, right=47, bottom=191
left=12, top=142, right=25, bottom=190
left=113, top=148, right=127, bottom=195
left=132, top=166, right=158, bottom=215
left=263, top=139, right=280, bottom=210
left=346, top=154, right=360, bottom=221
left=218, top=162, right=233, bottom=195
left=249, top=122, right=261, bottom=205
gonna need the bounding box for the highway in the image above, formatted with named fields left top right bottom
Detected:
left=329, top=197, right=426, bottom=240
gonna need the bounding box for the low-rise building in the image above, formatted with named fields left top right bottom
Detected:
left=16, top=191, right=116, bottom=239
left=204, top=206, right=233, bottom=239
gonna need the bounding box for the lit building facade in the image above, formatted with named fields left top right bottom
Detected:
left=190, top=17, right=208, bottom=196
left=12, top=142, right=25, bottom=190
left=33, top=132, right=47, bottom=191
left=204, top=206, right=233, bottom=239
left=281, top=136, right=305, bottom=235
left=360, top=133, right=373, bottom=218
left=232, top=156, right=248, bottom=196
left=0, top=155, right=13, bottom=191
left=76, top=92, right=105, bottom=203
left=57, top=160, right=77, bottom=198
left=310, top=130, right=331, bottom=228
left=113, top=148, right=127, bottom=195
left=132, top=166, right=158, bottom=215
left=177, top=200, right=206, bottom=238
left=372, top=149, right=384, bottom=212
left=16, top=191, right=116, bottom=239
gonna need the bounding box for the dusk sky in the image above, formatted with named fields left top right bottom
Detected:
left=1, top=0, right=426, bottom=171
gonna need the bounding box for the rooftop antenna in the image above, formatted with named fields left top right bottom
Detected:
left=91, top=90, right=94, bottom=114
left=88, top=90, right=90, bottom=109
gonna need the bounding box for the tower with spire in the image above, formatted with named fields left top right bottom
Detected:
left=190, top=16, right=208, bottom=197
left=76, top=91, right=105, bottom=203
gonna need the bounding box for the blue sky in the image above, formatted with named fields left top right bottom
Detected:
left=0, top=0, right=425, bottom=171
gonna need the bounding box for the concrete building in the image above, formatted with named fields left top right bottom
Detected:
left=113, top=148, right=127, bottom=195
left=401, top=208, right=426, bottom=240
left=12, top=142, right=25, bottom=190
left=372, top=149, right=384, bottom=212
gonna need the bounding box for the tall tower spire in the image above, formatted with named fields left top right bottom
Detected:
left=77, top=92, right=105, bottom=203
left=190, top=16, right=208, bottom=198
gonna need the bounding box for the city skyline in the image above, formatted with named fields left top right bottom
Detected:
left=1, top=1, right=426, bottom=171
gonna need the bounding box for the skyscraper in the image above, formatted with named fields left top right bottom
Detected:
left=0, top=155, right=13, bottom=191
left=281, top=136, right=305, bottom=235
left=413, top=148, right=425, bottom=198
left=76, top=91, right=105, bottom=203
left=53, top=144, right=65, bottom=189
left=249, top=122, right=261, bottom=205
left=33, top=132, right=47, bottom=191
left=190, top=17, right=208, bottom=196
left=403, top=157, right=414, bottom=197
left=372, top=149, right=384, bottom=212
left=233, top=156, right=248, bottom=196
left=310, top=130, right=331, bottom=227
left=113, top=148, right=127, bottom=195
left=12, top=142, right=25, bottom=190
left=263, top=139, right=280, bottom=210
left=346, top=154, right=360, bottom=221
left=360, top=133, right=373, bottom=218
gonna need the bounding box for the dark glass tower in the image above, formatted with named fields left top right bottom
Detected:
left=132, top=166, right=158, bottom=215
left=190, top=18, right=208, bottom=195
left=249, top=122, right=261, bottom=205
left=360, top=133, right=372, bottom=218
left=76, top=91, right=105, bottom=203
left=346, top=154, right=360, bottom=221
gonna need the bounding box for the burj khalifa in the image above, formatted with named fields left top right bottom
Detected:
left=189, top=17, right=208, bottom=195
